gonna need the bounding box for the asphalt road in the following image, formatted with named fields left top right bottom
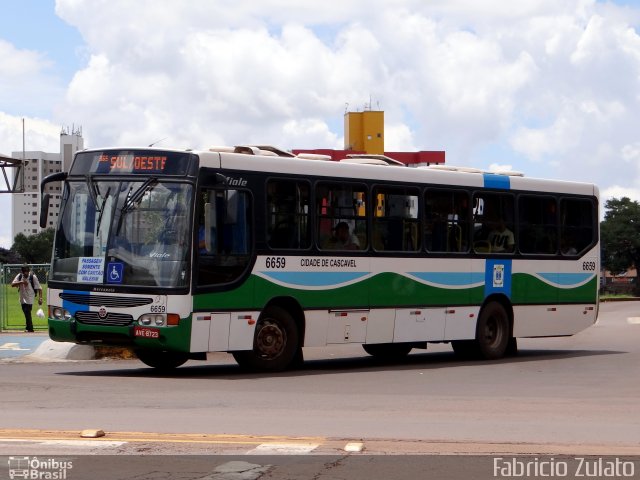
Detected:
left=0, top=301, right=639, bottom=460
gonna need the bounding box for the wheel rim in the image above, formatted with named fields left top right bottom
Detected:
left=483, top=315, right=504, bottom=348
left=255, top=320, right=286, bottom=359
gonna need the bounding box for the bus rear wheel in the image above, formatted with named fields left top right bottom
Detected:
left=475, top=301, right=510, bottom=360
left=135, top=349, right=189, bottom=370
left=232, top=306, right=299, bottom=372
left=362, top=343, right=413, bottom=359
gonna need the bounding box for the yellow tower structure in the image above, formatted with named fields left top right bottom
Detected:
left=344, top=109, right=384, bottom=154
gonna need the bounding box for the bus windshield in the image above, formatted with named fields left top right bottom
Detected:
left=51, top=179, right=193, bottom=288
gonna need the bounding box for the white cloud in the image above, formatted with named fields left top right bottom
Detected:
left=0, top=40, right=45, bottom=78
left=0, top=0, right=637, bottom=249
left=0, top=39, right=65, bottom=118
left=488, top=163, right=514, bottom=173
left=384, top=123, right=416, bottom=152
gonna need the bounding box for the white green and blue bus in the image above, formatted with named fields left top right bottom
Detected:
left=40, top=145, right=599, bottom=371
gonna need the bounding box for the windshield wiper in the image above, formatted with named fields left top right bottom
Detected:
left=85, top=177, right=111, bottom=234
left=86, top=176, right=101, bottom=211
left=116, top=178, right=158, bottom=235
left=95, top=187, right=112, bottom=234
left=121, top=177, right=158, bottom=215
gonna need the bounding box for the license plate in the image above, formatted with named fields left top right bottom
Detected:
left=134, top=326, right=160, bottom=339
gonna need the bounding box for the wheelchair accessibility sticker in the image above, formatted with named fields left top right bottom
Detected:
left=106, top=262, right=124, bottom=284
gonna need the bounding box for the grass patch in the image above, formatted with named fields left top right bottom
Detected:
left=1, top=284, right=49, bottom=331
left=600, top=293, right=639, bottom=301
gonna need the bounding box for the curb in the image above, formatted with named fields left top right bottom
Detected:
left=30, top=340, right=95, bottom=361
left=26, top=340, right=136, bottom=361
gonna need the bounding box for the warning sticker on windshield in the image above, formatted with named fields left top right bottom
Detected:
left=77, top=257, right=105, bottom=283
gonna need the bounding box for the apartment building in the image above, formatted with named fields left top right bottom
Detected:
left=11, top=129, right=83, bottom=239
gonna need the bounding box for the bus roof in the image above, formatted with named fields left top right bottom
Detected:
left=77, top=145, right=598, bottom=197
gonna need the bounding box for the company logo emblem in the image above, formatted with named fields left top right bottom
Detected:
left=223, top=175, right=248, bottom=187
left=493, top=264, right=504, bottom=288
left=98, top=306, right=108, bottom=319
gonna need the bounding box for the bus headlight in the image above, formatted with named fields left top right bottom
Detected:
left=139, top=314, right=166, bottom=327
left=51, top=307, right=72, bottom=320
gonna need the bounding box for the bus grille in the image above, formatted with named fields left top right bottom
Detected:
left=75, top=311, right=134, bottom=327
left=60, top=293, right=153, bottom=308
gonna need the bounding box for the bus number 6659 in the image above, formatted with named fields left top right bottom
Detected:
left=266, top=257, right=286, bottom=269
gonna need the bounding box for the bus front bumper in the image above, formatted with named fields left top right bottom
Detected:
left=48, top=318, right=191, bottom=353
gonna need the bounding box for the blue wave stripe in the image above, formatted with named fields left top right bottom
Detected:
left=537, top=272, right=594, bottom=286
left=408, top=272, right=485, bottom=286
left=260, top=271, right=369, bottom=287
left=62, top=289, right=90, bottom=314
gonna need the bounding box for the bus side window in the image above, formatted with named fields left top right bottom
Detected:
left=316, top=182, right=368, bottom=251
left=426, top=188, right=468, bottom=253
left=560, top=198, right=594, bottom=255
left=373, top=187, right=419, bottom=252
left=473, top=192, right=515, bottom=254
left=518, top=195, right=558, bottom=254
left=196, top=188, right=252, bottom=287
left=267, top=179, right=310, bottom=249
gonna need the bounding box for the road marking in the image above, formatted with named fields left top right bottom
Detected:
left=0, top=343, right=30, bottom=351
left=246, top=443, right=319, bottom=455
left=627, top=317, right=640, bottom=324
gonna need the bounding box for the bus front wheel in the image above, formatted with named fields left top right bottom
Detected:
left=135, top=349, right=189, bottom=370
left=232, top=306, right=300, bottom=372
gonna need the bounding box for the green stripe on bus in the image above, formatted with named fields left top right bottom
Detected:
left=193, top=273, right=596, bottom=310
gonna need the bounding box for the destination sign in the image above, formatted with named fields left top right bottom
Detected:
left=100, top=154, right=167, bottom=172
left=70, top=150, right=194, bottom=176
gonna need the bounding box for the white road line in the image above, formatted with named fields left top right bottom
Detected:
left=627, top=317, right=640, bottom=324
left=0, top=343, right=30, bottom=351
left=245, top=443, right=319, bottom=455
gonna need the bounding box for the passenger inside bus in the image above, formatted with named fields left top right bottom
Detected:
left=323, top=222, right=360, bottom=250
left=487, top=218, right=515, bottom=253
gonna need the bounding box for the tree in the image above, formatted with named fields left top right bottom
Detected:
left=11, top=228, right=55, bottom=264
left=600, top=197, right=640, bottom=294
left=0, top=247, right=21, bottom=264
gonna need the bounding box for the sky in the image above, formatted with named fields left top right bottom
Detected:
left=1, top=0, right=640, bottom=248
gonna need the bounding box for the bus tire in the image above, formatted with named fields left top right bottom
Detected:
left=232, top=306, right=299, bottom=372
left=475, top=302, right=510, bottom=360
left=134, top=349, right=189, bottom=370
left=362, top=343, right=413, bottom=359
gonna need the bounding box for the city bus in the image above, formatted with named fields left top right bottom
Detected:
left=39, top=145, right=599, bottom=371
